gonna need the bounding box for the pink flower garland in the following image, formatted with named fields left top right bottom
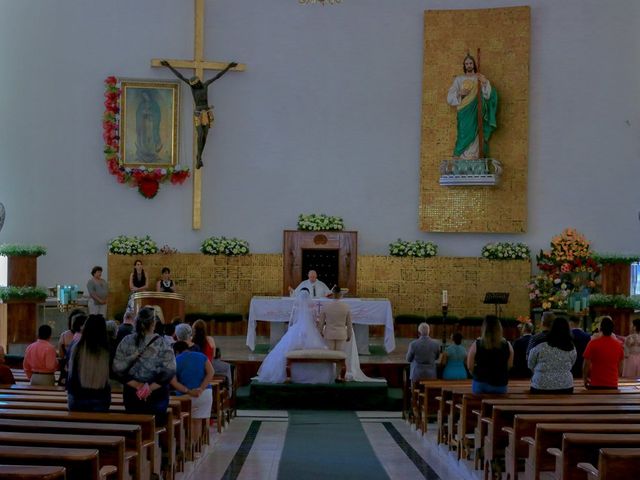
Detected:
left=103, top=76, right=190, bottom=199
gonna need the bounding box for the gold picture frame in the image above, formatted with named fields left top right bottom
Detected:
left=120, top=79, right=180, bottom=167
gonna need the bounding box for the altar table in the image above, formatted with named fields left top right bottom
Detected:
left=246, top=297, right=395, bottom=354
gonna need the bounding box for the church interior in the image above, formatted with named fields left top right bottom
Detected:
left=1, top=1, right=640, bottom=479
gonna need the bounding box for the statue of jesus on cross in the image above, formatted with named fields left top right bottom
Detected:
left=161, top=60, right=238, bottom=169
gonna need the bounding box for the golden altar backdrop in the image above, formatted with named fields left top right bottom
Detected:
left=108, top=254, right=529, bottom=319
left=419, top=6, right=530, bottom=232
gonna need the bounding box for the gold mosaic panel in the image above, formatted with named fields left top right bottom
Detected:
left=358, top=256, right=530, bottom=318
left=108, top=254, right=529, bottom=319
left=419, top=7, right=530, bottom=232
left=107, top=253, right=283, bottom=316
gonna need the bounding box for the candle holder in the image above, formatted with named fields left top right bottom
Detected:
left=441, top=304, right=449, bottom=348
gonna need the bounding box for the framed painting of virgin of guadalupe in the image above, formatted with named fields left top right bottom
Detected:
left=120, top=79, right=180, bottom=166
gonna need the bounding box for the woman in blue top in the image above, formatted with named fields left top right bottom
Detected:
left=441, top=332, right=468, bottom=380
left=171, top=340, right=214, bottom=445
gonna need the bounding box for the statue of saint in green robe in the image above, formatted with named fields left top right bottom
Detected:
left=447, top=54, right=498, bottom=159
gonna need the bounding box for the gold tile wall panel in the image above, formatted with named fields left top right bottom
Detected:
left=108, top=254, right=529, bottom=319
left=358, top=256, right=530, bottom=318
left=107, top=253, right=283, bottom=317
left=419, top=7, right=530, bottom=232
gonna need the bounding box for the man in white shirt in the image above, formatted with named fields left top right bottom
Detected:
left=289, top=270, right=331, bottom=298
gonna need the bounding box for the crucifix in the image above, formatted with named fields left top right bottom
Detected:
left=151, top=0, right=245, bottom=230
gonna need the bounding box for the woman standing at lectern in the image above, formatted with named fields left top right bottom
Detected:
left=156, top=267, right=176, bottom=292
left=129, top=259, right=149, bottom=293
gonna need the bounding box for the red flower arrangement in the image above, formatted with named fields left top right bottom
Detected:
left=102, top=76, right=190, bottom=199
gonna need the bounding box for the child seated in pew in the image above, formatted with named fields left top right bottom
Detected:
left=171, top=341, right=215, bottom=446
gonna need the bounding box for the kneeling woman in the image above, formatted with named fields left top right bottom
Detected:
left=171, top=341, right=215, bottom=445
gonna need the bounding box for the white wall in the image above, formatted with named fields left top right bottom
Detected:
left=0, top=0, right=639, bottom=287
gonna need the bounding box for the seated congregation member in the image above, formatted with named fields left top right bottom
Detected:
left=58, top=309, right=86, bottom=384
left=175, top=323, right=200, bottom=352
left=113, top=307, right=176, bottom=421
left=583, top=316, right=624, bottom=389
left=87, top=265, right=108, bottom=316
left=116, top=310, right=135, bottom=346
left=170, top=341, right=214, bottom=445
left=526, top=311, right=554, bottom=357
left=23, top=324, right=59, bottom=386
left=467, top=315, right=514, bottom=394
left=406, top=323, right=440, bottom=386
left=288, top=269, right=331, bottom=298
left=156, top=267, right=176, bottom=292
left=213, top=347, right=233, bottom=390
left=622, top=318, right=640, bottom=378
left=0, top=346, right=15, bottom=385
left=440, top=332, right=468, bottom=380
left=66, top=315, right=111, bottom=412
left=528, top=316, right=576, bottom=394
left=510, top=322, right=533, bottom=378
left=569, top=315, right=591, bottom=378
left=192, top=319, right=216, bottom=362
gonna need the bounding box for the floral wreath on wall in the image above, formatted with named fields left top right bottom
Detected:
left=103, top=76, right=190, bottom=199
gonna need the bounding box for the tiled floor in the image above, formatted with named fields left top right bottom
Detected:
left=180, top=412, right=482, bottom=480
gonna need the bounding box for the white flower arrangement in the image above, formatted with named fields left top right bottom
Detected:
left=108, top=235, right=158, bottom=255
left=201, top=236, right=250, bottom=256
left=389, top=239, right=438, bottom=258
left=482, top=242, right=530, bottom=260
left=297, top=213, right=344, bottom=231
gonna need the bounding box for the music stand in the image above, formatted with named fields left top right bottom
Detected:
left=483, top=292, right=509, bottom=318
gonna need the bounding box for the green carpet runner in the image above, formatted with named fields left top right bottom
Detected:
left=277, top=410, right=390, bottom=480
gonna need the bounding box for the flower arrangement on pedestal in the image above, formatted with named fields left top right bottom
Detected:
left=528, top=228, right=599, bottom=311
left=482, top=242, right=530, bottom=260
left=389, top=239, right=438, bottom=258
left=297, top=214, right=344, bottom=231
left=201, top=237, right=250, bottom=256
left=108, top=235, right=158, bottom=255
left=103, top=76, right=190, bottom=199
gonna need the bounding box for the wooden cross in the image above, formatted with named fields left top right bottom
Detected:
left=151, top=0, right=245, bottom=230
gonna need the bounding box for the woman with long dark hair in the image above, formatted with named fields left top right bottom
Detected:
left=192, top=319, right=216, bottom=362
left=528, top=316, right=576, bottom=393
left=129, top=259, right=148, bottom=293
left=113, top=307, right=176, bottom=422
left=67, top=315, right=111, bottom=411
left=466, top=315, right=513, bottom=394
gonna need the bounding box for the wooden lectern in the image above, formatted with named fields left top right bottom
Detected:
left=130, top=292, right=185, bottom=323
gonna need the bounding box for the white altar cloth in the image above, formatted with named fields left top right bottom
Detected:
left=246, top=296, right=395, bottom=353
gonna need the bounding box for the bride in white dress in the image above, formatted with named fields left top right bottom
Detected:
left=255, top=288, right=386, bottom=384
left=256, top=288, right=334, bottom=383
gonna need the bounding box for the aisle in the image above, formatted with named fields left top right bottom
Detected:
left=278, top=410, right=389, bottom=480
left=189, top=411, right=443, bottom=480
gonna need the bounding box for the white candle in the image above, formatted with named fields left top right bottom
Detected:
left=442, top=290, right=448, bottom=306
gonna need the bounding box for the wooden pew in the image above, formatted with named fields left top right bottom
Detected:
left=577, top=448, right=640, bottom=480
left=508, top=413, right=640, bottom=480
left=477, top=397, right=640, bottom=479
left=549, top=433, right=640, bottom=480
left=0, top=432, right=130, bottom=480
left=523, top=424, right=640, bottom=480
left=0, top=409, right=159, bottom=480
left=0, top=396, right=179, bottom=480
left=0, top=445, right=108, bottom=480
left=0, top=465, right=67, bottom=480
left=0, top=418, right=146, bottom=480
